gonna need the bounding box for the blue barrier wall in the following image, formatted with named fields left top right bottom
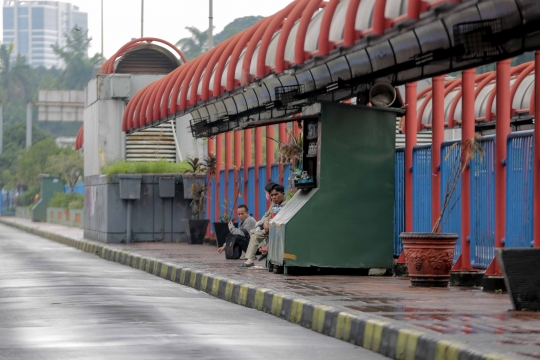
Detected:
left=440, top=141, right=462, bottom=263
left=394, top=149, right=405, bottom=256
left=506, top=131, right=534, bottom=248
left=206, top=132, right=535, bottom=261
left=412, top=145, right=432, bottom=232
left=64, top=183, right=84, bottom=194
left=211, top=164, right=292, bottom=222
left=469, top=136, right=496, bottom=269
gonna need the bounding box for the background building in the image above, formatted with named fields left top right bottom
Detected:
left=2, top=0, right=88, bottom=68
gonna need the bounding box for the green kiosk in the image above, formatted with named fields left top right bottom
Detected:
left=268, top=102, right=402, bottom=274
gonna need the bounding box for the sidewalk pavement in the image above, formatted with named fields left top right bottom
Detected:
left=1, top=216, right=539, bottom=360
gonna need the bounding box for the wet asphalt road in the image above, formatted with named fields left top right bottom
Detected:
left=0, top=223, right=388, bottom=360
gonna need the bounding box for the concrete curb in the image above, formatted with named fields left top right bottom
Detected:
left=0, top=218, right=513, bottom=360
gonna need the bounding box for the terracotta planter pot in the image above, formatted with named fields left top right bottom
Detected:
left=400, top=232, right=458, bottom=287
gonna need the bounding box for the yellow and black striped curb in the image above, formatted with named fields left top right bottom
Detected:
left=0, top=218, right=513, bottom=360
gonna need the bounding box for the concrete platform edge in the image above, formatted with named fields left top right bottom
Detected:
left=0, top=217, right=513, bottom=360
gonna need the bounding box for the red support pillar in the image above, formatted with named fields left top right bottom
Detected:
left=407, top=0, right=421, bottom=20
left=207, top=137, right=215, bottom=223
left=266, top=125, right=275, bottom=209
left=432, top=75, right=445, bottom=230
left=456, top=68, right=476, bottom=271
left=495, top=60, right=511, bottom=252
left=278, top=123, right=287, bottom=183
left=215, top=134, right=223, bottom=221
left=244, top=129, right=252, bottom=213
left=405, top=82, right=418, bottom=233
left=254, top=127, right=263, bottom=219
left=224, top=132, right=233, bottom=215
left=234, top=130, right=242, bottom=219
left=535, top=52, right=540, bottom=248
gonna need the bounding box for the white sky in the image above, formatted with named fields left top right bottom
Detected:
left=1, top=0, right=294, bottom=58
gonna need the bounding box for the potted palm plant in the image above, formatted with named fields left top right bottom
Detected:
left=181, top=155, right=215, bottom=244
left=400, top=135, right=484, bottom=287
left=181, top=157, right=206, bottom=199
left=213, top=188, right=241, bottom=247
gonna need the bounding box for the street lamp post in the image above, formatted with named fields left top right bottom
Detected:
left=208, top=0, right=213, bottom=50
left=141, top=0, right=144, bottom=38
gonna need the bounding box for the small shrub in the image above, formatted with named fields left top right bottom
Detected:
left=68, top=199, right=84, bottom=210
left=16, top=186, right=40, bottom=207
left=49, top=192, right=84, bottom=209
left=102, top=160, right=191, bottom=179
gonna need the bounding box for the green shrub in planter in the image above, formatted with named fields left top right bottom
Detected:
left=102, top=160, right=190, bottom=179
left=49, top=193, right=84, bottom=209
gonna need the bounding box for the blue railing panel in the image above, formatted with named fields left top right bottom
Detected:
left=283, top=165, right=292, bottom=190
left=227, top=169, right=235, bottom=215
left=270, top=164, right=280, bottom=185
left=218, top=170, right=225, bottom=221
left=258, top=165, right=267, bottom=218
left=64, top=184, right=84, bottom=194
left=209, top=177, right=215, bottom=224
left=247, top=166, right=256, bottom=217
left=0, top=191, right=3, bottom=214
left=470, top=136, right=496, bottom=269
left=506, top=131, right=534, bottom=248
left=413, top=145, right=432, bottom=232
left=394, top=149, right=405, bottom=256
left=440, top=141, right=462, bottom=263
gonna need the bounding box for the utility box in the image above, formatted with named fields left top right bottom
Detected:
left=158, top=177, right=176, bottom=198
left=268, top=102, right=402, bottom=274
left=109, top=74, right=131, bottom=99
left=119, top=175, right=142, bottom=200
left=32, top=175, right=65, bottom=222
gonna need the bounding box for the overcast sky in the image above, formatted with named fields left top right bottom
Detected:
left=1, top=0, right=294, bottom=58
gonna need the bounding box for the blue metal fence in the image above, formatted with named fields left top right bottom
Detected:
left=506, top=131, right=534, bottom=248
left=412, top=144, right=432, bottom=232
left=394, top=149, right=405, bottom=256
left=469, top=136, right=496, bottom=269
left=211, top=164, right=293, bottom=222
left=64, top=184, right=84, bottom=194
left=247, top=166, right=256, bottom=217
left=440, top=140, right=462, bottom=263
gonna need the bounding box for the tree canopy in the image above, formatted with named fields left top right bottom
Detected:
left=52, top=28, right=101, bottom=90
left=175, top=16, right=263, bottom=61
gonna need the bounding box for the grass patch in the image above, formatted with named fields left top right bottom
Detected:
left=49, top=192, right=84, bottom=209
left=102, top=160, right=191, bottom=179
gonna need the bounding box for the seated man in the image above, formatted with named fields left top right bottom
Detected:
left=217, top=204, right=256, bottom=255
left=238, top=184, right=287, bottom=268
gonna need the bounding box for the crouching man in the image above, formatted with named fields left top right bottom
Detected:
left=217, top=204, right=256, bottom=256
left=238, top=184, right=287, bottom=268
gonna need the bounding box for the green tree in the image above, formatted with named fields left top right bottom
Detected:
left=0, top=43, right=33, bottom=102
left=52, top=28, right=101, bottom=90
left=15, top=137, right=61, bottom=189
left=176, top=26, right=209, bottom=61
left=175, top=16, right=264, bottom=61
left=214, top=16, right=263, bottom=44
left=46, top=149, right=83, bottom=192
left=0, top=122, right=49, bottom=189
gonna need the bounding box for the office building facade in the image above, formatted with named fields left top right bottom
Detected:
left=3, top=1, right=88, bottom=68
